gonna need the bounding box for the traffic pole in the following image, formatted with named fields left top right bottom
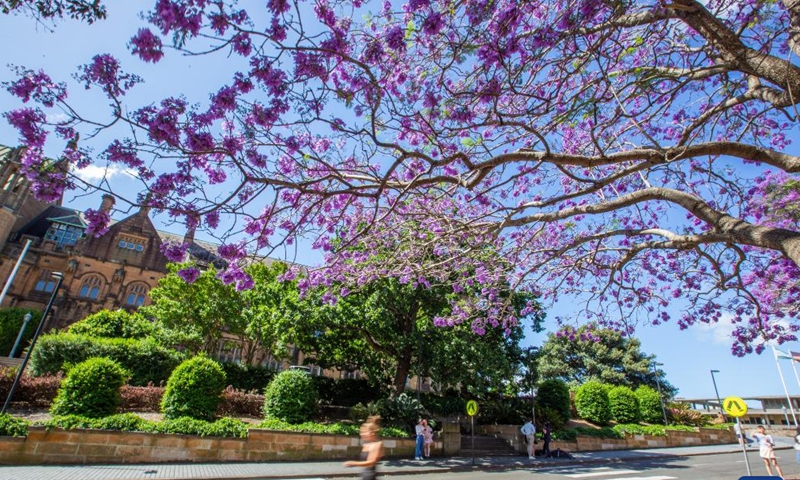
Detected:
left=737, top=417, right=751, bottom=476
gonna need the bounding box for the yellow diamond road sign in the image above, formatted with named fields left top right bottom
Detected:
left=722, top=396, right=748, bottom=417
left=466, top=400, right=479, bottom=417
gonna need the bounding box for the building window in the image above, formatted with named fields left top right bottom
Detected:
left=79, top=276, right=102, bottom=300
left=117, top=237, right=146, bottom=252
left=125, top=284, right=147, bottom=306
left=45, top=222, right=83, bottom=249
left=33, top=272, right=56, bottom=293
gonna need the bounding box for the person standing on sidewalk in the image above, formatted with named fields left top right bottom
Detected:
left=414, top=419, right=425, bottom=460
left=344, top=416, right=384, bottom=480
left=422, top=419, right=433, bottom=458
left=520, top=417, right=536, bottom=459
left=752, top=425, right=784, bottom=478
left=542, top=423, right=552, bottom=459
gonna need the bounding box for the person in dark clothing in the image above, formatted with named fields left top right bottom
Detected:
left=542, top=423, right=552, bottom=459
left=344, top=416, right=384, bottom=480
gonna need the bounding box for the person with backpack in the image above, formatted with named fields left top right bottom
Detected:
left=542, top=423, right=552, bottom=459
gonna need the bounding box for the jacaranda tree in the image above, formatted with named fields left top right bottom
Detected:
left=3, top=0, right=800, bottom=354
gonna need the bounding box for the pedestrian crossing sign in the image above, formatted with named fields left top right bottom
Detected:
left=466, top=400, right=479, bottom=416
left=722, top=396, right=747, bottom=417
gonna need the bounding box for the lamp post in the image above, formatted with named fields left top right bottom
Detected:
left=652, top=361, right=669, bottom=425
left=710, top=369, right=722, bottom=413
left=2, top=272, right=63, bottom=414
left=8, top=312, right=32, bottom=358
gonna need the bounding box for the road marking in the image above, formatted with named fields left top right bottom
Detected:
left=565, top=470, right=638, bottom=478
left=605, top=477, right=676, bottom=480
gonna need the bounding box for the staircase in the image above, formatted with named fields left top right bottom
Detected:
left=460, top=433, right=519, bottom=456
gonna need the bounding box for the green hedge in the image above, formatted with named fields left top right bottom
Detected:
left=574, top=381, right=611, bottom=425
left=67, top=309, right=155, bottom=339
left=264, top=370, right=318, bottom=423
left=0, top=307, right=41, bottom=358
left=635, top=385, right=664, bottom=424
left=161, top=356, right=226, bottom=421
left=608, top=386, right=640, bottom=423
left=30, top=333, right=185, bottom=385
left=0, top=413, right=29, bottom=436
left=41, top=414, right=248, bottom=438
left=256, top=418, right=407, bottom=437
left=50, top=357, right=129, bottom=418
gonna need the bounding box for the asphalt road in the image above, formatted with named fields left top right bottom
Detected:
left=357, top=450, right=800, bottom=480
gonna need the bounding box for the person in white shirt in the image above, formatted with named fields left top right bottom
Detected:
left=752, top=425, right=784, bottom=478
left=520, top=418, right=536, bottom=459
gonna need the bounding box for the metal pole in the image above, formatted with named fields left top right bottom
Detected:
left=1, top=272, right=63, bottom=414
left=0, top=238, right=32, bottom=307
left=471, top=415, right=475, bottom=467
left=772, top=347, right=799, bottom=426
left=783, top=407, right=790, bottom=426
left=710, top=370, right=722, bottom=412
left=8, top=312, right=32, bottom=357
left=654, top=362, right=668, bottom=425
left=737, top=417, right=752, bottom=476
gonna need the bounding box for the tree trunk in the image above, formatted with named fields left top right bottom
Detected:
left=392, top=346, right=414, bottom=396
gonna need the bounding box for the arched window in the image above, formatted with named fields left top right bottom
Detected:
left=79, top=275, right=103, bottom=300
left=125, top=283, right=148, bottom=307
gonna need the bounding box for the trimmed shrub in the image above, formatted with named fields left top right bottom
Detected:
left=536, top=379, right=571, bottom=424
left=50, top=357, right=129, bottom=418
left=613, top=423, right=667, bottom=436
left=154, top=416, right=249, bottom=438
left=0, top=413, right=29, bottom=436
left=263, top=369, right=318, bottom=424
left=0, top=307, right=40, bottom=358
left=31, top=333, right=185, bottom=385
left=574, top=381, right=611, bottom=425
left=67, top=309, right=155, bottom=339
left=219, top=362, right=276, bottom=392
left=635, top=385, right=664, bottom=424
left=608, top=385, right=640, bottom=423
left=161, top=356, right=226, bottom=421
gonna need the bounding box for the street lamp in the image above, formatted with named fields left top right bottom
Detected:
left=710, top=369, right=722, bottom=413
left=8, top=312, right=32, bottom=358
left=652, top=361, right=669, bottom=425
left=2, top=272, right=64, bottom=413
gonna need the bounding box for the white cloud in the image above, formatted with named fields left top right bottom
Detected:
left=72, top=164, right=137, bottom=183
left=694, top=314, right=737, bottom=345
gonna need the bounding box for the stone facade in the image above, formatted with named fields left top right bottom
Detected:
left=0, top=426, right=425, bottom=465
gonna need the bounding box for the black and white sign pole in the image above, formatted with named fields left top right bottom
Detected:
left=737, top=417, right=752, bottom=476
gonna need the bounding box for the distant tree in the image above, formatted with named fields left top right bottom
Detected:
left=537, top=325, right=677, bottom=398
left=1, top=0, right=106, bottom=23
left=142, top=262, right=298, bottom=365
left=293, top=277, right=543, bottom=395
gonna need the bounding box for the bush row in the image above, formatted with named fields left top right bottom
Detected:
left=1, top=412, right=410, bottom=439
left=574, top=381, right=663, bottom=425
left=30, top=334, right=185, bottom=386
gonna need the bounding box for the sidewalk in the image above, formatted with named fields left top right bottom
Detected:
left=1, top=440, right=787, bottom=480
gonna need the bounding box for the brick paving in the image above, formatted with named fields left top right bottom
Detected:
left=0, top=440, right=785, bottom=480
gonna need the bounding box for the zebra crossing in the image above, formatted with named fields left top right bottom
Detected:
left=544, top=466, right=677, bottom=480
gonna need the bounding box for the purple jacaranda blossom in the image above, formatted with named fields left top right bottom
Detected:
left=84, top=208, right=111, bottom=237
left=130, top=28, right=164, bottom=63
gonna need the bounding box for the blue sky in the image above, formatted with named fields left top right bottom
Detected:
left=2, top=1, right=800, bottom=401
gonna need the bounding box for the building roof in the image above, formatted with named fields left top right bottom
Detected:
left=16, top=205, right=85, bottom=238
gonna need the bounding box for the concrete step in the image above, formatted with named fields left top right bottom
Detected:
left=460, top=434, right=517, bottom=456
